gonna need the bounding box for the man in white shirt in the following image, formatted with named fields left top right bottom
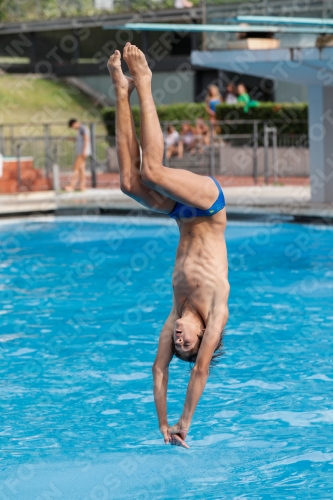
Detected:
left=65, top=119, right=92, bottom=192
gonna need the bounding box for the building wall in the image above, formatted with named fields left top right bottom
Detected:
left=80, top=71, right=195, bottom=106
left=0, top=19, right=309, bottom=105
left=275, top=81, right=308, bottom=103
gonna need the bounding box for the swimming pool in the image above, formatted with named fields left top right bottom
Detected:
left=0, top=216, right=332, bottom=499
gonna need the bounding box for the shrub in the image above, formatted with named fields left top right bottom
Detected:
left=102, top=102, right=208, bottom=137
left=102, top=102, right=308, bottom=137
left=215, top=102, right=308, bottom=136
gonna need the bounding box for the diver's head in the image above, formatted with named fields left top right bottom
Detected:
left=172, top=316, right=204, bottom=363
left=171, top=303, right=224, bottom=365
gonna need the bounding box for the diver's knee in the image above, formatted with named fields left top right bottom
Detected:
left=120, top=177, right=132, bottom=195
left=141, top=161, right=162, bottom=186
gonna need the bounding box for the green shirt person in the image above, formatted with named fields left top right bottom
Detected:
left=237, top=84, right=260, bottom=113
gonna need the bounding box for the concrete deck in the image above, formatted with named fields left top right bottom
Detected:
left=0, top=186, right=332, bottom=221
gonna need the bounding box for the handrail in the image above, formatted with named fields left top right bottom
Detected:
left=0, top=0, right=327, bottom=26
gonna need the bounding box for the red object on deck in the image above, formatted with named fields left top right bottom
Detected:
left=0, top=157, right=51, bottom=193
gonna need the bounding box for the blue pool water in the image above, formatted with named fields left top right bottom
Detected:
left=0, top=216, right=332, bottom=499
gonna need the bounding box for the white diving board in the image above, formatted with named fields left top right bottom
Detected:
left=103, top=22, right=333, bottom=34
left=236, top=15, right=333, bottom=27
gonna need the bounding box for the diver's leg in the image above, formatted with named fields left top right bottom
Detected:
left=123, top=43, right=219, bottom=210
left=107, top=49, right=175, bottom=214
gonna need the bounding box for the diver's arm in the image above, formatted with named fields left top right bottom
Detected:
left=179, top=363, right=210, bottom=430
left=176, top=308, right=228, bottom=431
left=167, top=364, right=210, bottom=449
left=152, top=308, right=176, bottom=441
left=153, top=366, right=170, bottom=442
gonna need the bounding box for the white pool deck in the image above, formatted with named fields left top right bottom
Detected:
left=0, top=186, right=332, bottom=220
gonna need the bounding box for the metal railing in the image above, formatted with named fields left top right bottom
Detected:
left=161, top=119, right=309, bottom=180
left=1, top=0, right=199, bottom=22
left=207, top=0, right=330, bottom=19
left=1, top=0, right=330, bottom=22
left=0, top=121, right=109, bottom=187
left=0, top=119, right=309, bottom=192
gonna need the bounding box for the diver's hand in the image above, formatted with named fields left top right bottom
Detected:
left=160, top=424, right=171, bottom=445
left=168, top=422, right=190, bottom=449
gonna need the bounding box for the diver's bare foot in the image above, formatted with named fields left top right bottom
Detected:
left=123, top=42, right=152, bottom=89
left=107, top=50, right=135, bottom=98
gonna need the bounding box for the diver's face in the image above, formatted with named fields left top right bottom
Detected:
left=173, top=318, right=202, bottom=354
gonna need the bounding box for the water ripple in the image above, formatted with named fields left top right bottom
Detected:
left=0, top=218, right=332, bottom=498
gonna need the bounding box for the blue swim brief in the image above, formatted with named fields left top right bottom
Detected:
left=168, top=177, right=225, bottom=220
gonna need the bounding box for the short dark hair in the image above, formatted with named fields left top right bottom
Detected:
left=171, top=329, right=225, bottom=369
left=68, top=118, right=77, bottom=128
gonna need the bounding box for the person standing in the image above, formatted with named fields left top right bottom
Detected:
left=225, top=83, right=238, bottom=104
left=236, top=84, right=260, bottom=113
left=65, top=119, right=91, bottom=192
left=205, top=84, right=223, bottom=127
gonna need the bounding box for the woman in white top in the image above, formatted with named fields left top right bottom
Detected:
left=225, top=83, right=238, bottom=105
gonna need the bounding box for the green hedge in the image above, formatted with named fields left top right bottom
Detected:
left=102, top=102, right=308, bottom=137
left=215, top=102, right=308, bottom=135
left=102, top=102, right=208, bottom=137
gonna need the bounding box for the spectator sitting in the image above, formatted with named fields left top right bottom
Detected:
left=205, top=84, right=223, bottom=126
left=178, top=122, right=195, bottom=159
left=237, top=83, right=260, bottom=113
left=165, top=124, right=180, bottom=160
left=225, top=83, right=238, bottom=105
left=193, top=118, right=210, bottom=153
left=174, top=0, right=193, bottom=7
